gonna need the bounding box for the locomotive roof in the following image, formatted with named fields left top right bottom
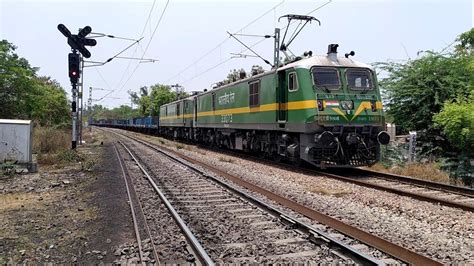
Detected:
left=161, top=55, right=373, bottom=107
left=278, top=55, right=373, bottom=71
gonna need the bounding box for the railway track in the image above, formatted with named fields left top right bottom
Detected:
left=116, top=127, right=474, bottom=213
left=114, top=133, right=387, bottom=264
left=113, top=143, right=161, bottom=264
left=115, top=142, right=213, bottom=264
left=107, top=128, right=442, bottom=265
left=316, top=168, right=474, bottom=213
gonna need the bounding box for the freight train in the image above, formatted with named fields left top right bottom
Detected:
left=95, top=44, right=390, bottom=168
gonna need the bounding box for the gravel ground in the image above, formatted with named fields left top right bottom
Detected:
left=127, top=130, right=474, bottom=264
left=119, top=136, right=355, bottom=264
left=0, top=130, right=137, bottom=264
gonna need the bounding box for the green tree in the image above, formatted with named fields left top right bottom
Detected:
left=224, top=68, right=246, bottom=83
left=0, top=40, right=37, bottom=118
left=29, top=76, right=70, bottom=126
left=433, top=94, right=473, bottom=151
left=377, top=52, right=471, bottom=135
left=0, top=40, right=70, bottom=126
left=149, top=84, right=176, bottom=116
left=128, top=86, right=150, bottom=116
left=376, top=29, right=474, bottom=184
left=128, top=84, right=187, bottom=116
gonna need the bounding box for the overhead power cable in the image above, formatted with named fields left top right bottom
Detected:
left=172, top=0, right=332, bottom=86
left=84, top=37, right=144, bottom=67
left=115, top=0, right=170, bottom=94
left=101, top=0, right=170, bottom=101
left=227, top=31, right=273, bottom=67
left=114, top=0, right=158, bottom=90
left=181, top=37, right=268, bottom=85
left=165, top=0, right=285, bottom=83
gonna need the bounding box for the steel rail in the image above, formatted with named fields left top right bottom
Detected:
left=113, top=143, right=161, bottom=265
left=350, top=168, right=474, bottom=197
left=113, top=143, right=146, bottom=264
left=118, top=133, right=384, bottom=265
left=313, top=169, right=474, bottom=213
left=114, top=131, right=441, bottom=266
left=108, top=124, right=473, bottom=213
left=117, top=140, right=215, bottom=266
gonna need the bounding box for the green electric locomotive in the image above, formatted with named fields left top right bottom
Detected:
left=159, top=43, right=390, bottom=168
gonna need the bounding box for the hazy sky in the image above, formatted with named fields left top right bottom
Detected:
left=1, top=0, right=473, bottom=108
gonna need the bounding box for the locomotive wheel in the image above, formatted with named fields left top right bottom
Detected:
left=293, top=158, right=303, bottom=167
left=272, top=152, right=282, bottom=163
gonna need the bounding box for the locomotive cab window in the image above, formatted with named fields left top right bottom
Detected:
left=288, top=72, right=298, bottom=92
left=249, top=80, right=260, bottom=107
left=177, top=103, right=180, bottom=116
left=346, top=69, right=373, bottom=90
left=311, top=67, right=341, bottom=90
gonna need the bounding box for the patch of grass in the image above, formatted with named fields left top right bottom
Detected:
left=309, top=186, right=350, bottom=197
left=81, top=156, right=97, bottom=172
left=37, top=153, right=57, bottom=165
left=33, top=127, right=70, bottom=154
left=218, top=157, right=234, bottom=163
left=1, top=161, right=17, bottom=176
left=370, top=162, right=453, bottom=184
left=56, top=150, right=82, bottom=164
left=176, top=144, right=184, bottom=150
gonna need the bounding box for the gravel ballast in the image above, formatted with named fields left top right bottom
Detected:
left=128, top=131, right=474, bottom=264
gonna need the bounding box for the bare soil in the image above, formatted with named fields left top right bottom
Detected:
left=0, top=129, right=135, bottom=264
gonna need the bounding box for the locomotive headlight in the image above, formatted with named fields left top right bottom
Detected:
left=340, top=100, right=354, bottom=110
left=377, top=131, right=390, bottom=145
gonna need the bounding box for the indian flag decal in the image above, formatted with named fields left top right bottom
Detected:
left=324, top=100, right=339, bottom=108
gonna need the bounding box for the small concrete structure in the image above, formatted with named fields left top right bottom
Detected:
left=386, top=123, right=396, bottom=143
left=0, top=119, right=37, bottom=172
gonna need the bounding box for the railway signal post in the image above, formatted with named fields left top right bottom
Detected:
left=57, top=23, right=97, bottom=149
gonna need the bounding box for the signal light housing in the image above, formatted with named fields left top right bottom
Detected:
left=68, top=53, right=80, bottom=83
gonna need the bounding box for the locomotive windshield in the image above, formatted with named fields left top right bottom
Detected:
left=346, top=69, right=373, bottom=90
left=312, top=67, right=340, bottom=90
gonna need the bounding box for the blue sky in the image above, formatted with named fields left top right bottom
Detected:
left=1, top=0, right=472, bottom=108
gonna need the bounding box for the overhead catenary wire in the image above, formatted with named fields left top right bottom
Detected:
left=165, top=0, right=285, bottom=83
left=174, top=0, right=332, bottom=87
left=114, top=0, right=158, bottom=90
left=181, top=37, right=268, bottom=85
left=227, top=31, right=273, bottom=67
left=84, top=37, right=144, bottom=67
left=100, top=0, right=170, bottom=102
left=114, top=0, right=170, bottom=95
left=88, top=32, right=139, bottom=42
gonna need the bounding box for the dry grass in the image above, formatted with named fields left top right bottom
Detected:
left=33, top=127, right=76, bottom=165
left=309, top=185, right=350, bottom=197
left=33, top=127, right=70, bottom=154
left=218, top=157, right=234, bottom=163
left=369, top=162, right=453, bottom=184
